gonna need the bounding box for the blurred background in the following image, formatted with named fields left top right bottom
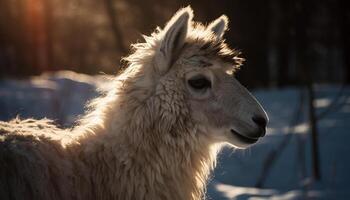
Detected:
left=0, top=0, right=349, bottom=199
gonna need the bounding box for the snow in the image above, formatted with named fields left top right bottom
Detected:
left=0, top=71, right=107, bottom=127
left=1, top=71, right=349, bottom=199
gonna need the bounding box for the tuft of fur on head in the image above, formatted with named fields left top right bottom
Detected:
left=123, top=7, right=244, bottom=77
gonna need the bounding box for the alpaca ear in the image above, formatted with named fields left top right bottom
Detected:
left=155, top=7, right=193, bottom=74
left=207, top=15, right=228, bottom=39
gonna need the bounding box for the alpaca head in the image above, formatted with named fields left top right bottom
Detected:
left=125, top=7, right=268, bottom=149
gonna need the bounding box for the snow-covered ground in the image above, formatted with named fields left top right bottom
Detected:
left=1, top=71, right=349, bottom=200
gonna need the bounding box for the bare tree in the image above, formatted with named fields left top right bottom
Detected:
left=294, top=0, right=321, bottom=181
left=339, top=0, right=350, bottom=83
left=43, top=0, right=54, bottom=70
left=103, top=0, right=127, bottom=55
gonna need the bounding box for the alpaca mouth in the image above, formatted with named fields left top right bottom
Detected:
left=230, top=129, right=259, bottom=144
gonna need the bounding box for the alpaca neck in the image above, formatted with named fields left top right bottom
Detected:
left=71, top=72, right=219, bottom=199
left=73, top=103, right=217, bottom=199
left=88, top=129, right=217, bottom=200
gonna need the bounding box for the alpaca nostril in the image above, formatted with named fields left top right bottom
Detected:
left=252, top=116, right=267, bottom=137
left=252, top=116, right=267, bottom=129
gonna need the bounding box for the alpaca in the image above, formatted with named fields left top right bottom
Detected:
left=0, top=7, right=268, bottom=200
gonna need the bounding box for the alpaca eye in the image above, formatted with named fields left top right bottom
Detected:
left=188, top=77, right=211, bottom=90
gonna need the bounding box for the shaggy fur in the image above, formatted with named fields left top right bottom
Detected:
left=0, top=7, right=267, bottom=200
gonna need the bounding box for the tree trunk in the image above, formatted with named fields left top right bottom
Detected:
left=43, top=0, right=54, bottom=70
left=294, top=0, right=321, bottom=181
left=103, top=0, right=127, bottom=56
left=339, top=0, right=350, bottom=83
